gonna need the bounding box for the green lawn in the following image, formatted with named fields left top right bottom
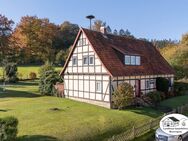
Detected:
left=160, top=94, right=188, bottom=108
left=0, top=81, right=161, bottom=141
left=0, top=66, right=62, bottom=79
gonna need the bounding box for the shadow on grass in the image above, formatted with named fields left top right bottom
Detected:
left=0, top=109, right=11, bottom=112
left=0, top=81, right=38, bottom=86
left=0, top=89, right=41, bottom=98
left=17, top=135, right=58, bottom=141
left=15, top=81, right=38, bottom=86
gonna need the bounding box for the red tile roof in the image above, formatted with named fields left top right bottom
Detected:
left=61, top=28, right=175, bottom=77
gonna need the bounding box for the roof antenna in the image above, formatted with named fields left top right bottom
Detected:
left=86, top=15, right=95, bottom=30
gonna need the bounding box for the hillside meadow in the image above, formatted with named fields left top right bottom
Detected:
left=0, top=66, right=62, bottom=79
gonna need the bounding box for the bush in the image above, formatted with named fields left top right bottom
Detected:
left=29, top=72, right=37, bottom=80
left=147, top=91, right=163, bottom=106
left=0, top=116, right=18, bottom=141
left=156, top=77, right=169, bottom=93
left=112, top=82, right=134, bottom=109
left=4, top=63, right=18, bottom=83
left=17, top=73, right=23, bottom=80
left=174, top=82, right=188, bottom=96
left=39, top=63, right=63, bottom=96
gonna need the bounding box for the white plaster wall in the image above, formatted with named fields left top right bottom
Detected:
left=63, top=32, right=110, bottom=106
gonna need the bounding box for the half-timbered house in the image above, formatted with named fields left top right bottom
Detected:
left=59, top=27, right=175, bottom=108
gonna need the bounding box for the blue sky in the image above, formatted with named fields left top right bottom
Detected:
left=0, top=0, right=188, bottom=40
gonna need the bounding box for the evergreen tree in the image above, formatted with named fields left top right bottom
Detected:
left=113, top=29, right=118, bottom=35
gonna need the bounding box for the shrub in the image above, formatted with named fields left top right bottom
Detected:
left=174, top=82, right=188, bottom=96
left=17, top=73, right=23, bottom=80
left=39, top=63, right=63, bottom=96
left=29, top=72, right=37, bottom=80
left=147, top=91, right=163, bottom=106
left=156, top=77, right=169, bottom=93
left=112, top=82, right=134, bottom=109
left=0, top=116, right=18, bottom=141
left=4, top=63, right=18, bottom=83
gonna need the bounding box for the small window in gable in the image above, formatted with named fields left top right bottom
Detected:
left=83, top=56, right=88, bottom=65
left=136, top=56, right=141, bottom=65
left=125, top=55, right=131, bottom=65
left=83, top=38, right=86, bottom=45
left=89, top=56, right=94, bottom=65
left=72, top=56, right=78, bottom=66
left=78, top=39, right=83, bottom=46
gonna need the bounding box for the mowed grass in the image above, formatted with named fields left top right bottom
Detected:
left=160, top=94, right=188, bottom=108
left=0, top=66, right=62, bottom=79
left=0, top=81, right=162, bottom=141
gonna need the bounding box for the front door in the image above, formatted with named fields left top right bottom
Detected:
left=135, top=80, right=141, bottom=97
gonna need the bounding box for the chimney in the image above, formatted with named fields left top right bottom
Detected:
left=100, top=26, right=107, bottom=34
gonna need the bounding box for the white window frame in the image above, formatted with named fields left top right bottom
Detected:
left=135, top=56, right=141, bottom=65
left=83, top=38, right=86, bottom=45
left=125, top=55, right=141, bottom=65
left=72, top=56, right=78, bottom=66
left=131, top=56, right=136, bottom=65
left=83, top=56, right=88, bottom=65
left=146, top=80, right=150, bottom=89
left=78, top=39, right=83, bottom=46
left=96, top=81, right=102, bottom=92
left=89, top=56, right=94, bottom=65
left=125, top=55, right=131, bottom=65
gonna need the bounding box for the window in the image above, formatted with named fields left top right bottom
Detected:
left=78, top=39, right=83, bottom=46
left=96, top=81, right=102, bottom=92
left=83, top=55, right=94, bottom=65
left=125, top=55, right=131, bottom=65
left=83, top=38, right=86, bottom=45
left=136, top=56, right=141, bottom=65
left=150, top=80, right=155, bottom=85
left=146, top=80, right=150, bottom=89
left=72, top=56, right=78, bottom=66
left=131, top=56, right=136, bottom=65
left=89, top=56, right=94, bottom=65
left=83, top=56, right=88, bottom=65
left=125, top=55, right=141, bottom=65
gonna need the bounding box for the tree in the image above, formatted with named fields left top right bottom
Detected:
left=12, top=18, right=78, bottom=64
left=60, top=21, right=79, bottom=48
left=12, top=16, right=60, bottom=63
left=125, top=29, right=131, bottom=37
left=4, top=62, right=18, bottom=83
left=106, top=26, right=112, bottom=33
left=181, top=33, right=188, bottom=46
left=113, top=29, right=118, bottom=35
left=0, top=14, right=14, bottom=62
left=112, top=82, right=134, bottom=109
left=92, top=20, right=106, bottom=31
left=119, top=29, right=125, bottom=36
left=156, top=77, right=169, bottom=93
left=55, top=48, right=70, bottom=65
left=39, top=62, right=63, bottom=95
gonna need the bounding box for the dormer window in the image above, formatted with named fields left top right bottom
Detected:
left=125, top=55, right=140, bottom=65
left=125, top=55, right=131, bottom=65
left=136, top=56, right=141, bottom=65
